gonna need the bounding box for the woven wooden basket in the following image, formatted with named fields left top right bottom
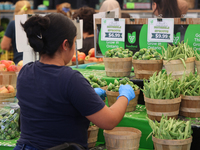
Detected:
left=104, top=127, right=141, bottom=150
left=152, top=136, right=192, bottom=150
left=163, top=57, right=195, bottom=80
left=144, top=95, right=181, bottom=121
left=0, top=71, right=17, bottom=89
left=180, top=95, right=200, bottom=118
left=88, top=126, right=99, bottom=148
left=132, top=59, right=163, bottom=79
left=103, top=57, right=132, bottom=77
left=106, top=89, right=140, bottom=112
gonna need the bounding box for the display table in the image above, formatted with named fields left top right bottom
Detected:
left=85, top=63, right=134, bottom=71
left=72, top=68, right=135, bottom=84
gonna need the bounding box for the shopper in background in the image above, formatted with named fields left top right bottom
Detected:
left=72, top=6, right=96, bottom=55
left=99, top=0, right=121, bottom=18
left=14, top=13, right=135, bottom=150
left=1, top=0, right=33, bottom=64
left=152, top=0, right=188, bottom=18
left=56, top=2, right=72, bottom=18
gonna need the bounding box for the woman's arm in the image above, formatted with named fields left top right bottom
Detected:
left=86, top=96, right=128, bottom=130
left=1, top=36, right=12, bottom=50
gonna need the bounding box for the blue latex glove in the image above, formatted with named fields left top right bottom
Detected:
left=117, top=84, right=135, bottom=104
left=94, top=88, right=107, bottom=100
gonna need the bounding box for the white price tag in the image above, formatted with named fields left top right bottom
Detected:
left=101, top=18, right=125, bottom=42
left=148, top=18, right=174, bottom=43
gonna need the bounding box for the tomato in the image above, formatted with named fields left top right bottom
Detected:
left=78, top=55, right=85, bottom=61
left=88, top=48, right=95, bottom=57
left=72, top=55, right=76, bottom=62
left=78, top=52, right=86, bottom=59
left=88, top=57, right=98, bottom=62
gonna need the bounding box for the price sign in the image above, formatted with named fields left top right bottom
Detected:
left=148, top=18, right=174, bottom=43
left=101, top=18, right=125, bottom=42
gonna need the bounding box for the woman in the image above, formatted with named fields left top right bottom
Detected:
left=152, top=0, right=188, bottom=18
left=14, top=13, right=135, bottom=150
left=1, top=0, right=33, bottom=64
left=99, top=0, right=121, bottom=18
left=72, top=6, right=96, bottom=55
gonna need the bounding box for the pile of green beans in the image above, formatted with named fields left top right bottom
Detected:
left=142, top=72, right=180, bottom=99
left=179, top=72, right=200, bottom=96
left=147, top=115, right=192, bottom=140
left=195, top=50, right=200, bottom=61
left=161, top=42, right=194, bottom=69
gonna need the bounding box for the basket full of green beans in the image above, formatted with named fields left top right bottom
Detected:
left=161, top=42, right=195, bottom=79
left=179, top=72, right=200, bottom=118
left=143, top=72, right=181, bottom=121
left=147, top=115, right=193, bottom=150
left=194, top=50, right=200, bottom=75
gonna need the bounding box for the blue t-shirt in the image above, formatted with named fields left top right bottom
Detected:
left=5, top=20, right=23, bottom=64
left=16, top=61, right=105, bottom=150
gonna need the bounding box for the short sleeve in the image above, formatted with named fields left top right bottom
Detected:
left=5, top=21, right=14, bottom=38
left=67, top=72, right=105, bottom=116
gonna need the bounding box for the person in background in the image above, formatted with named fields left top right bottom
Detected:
left=99, top=0, right=121, bottom=18
left=121, top=12, right=131, bottom=18
left=72, top=6, right=96, bottom=55
left=14, top=13, right=135, bottom=150
left=56, top=2, right=72, bottom=18
left=1, top=0, right=33, bottom=64
left=152, top=0, right=188, bottom=18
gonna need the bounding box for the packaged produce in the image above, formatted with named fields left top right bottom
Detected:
left=142, top=72, right=180, bottom=99
left=0, top=108, right=20, bottom=140
left=132, top=48, right=162, bottom=60
left=104, top=47, right=133, bottom=58
left=107, top=77, right=139, bottom=92
left=86, top=74, right=107, bottom=88
left=147, top=115, right=192, bottom=140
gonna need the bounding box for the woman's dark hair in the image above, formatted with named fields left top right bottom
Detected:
left=152, top=0, right=181, bottom=18
left=21, top=13, right=76, bottom=56
left=72, top=6, right=95, bottom=35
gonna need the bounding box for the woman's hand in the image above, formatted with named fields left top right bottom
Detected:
left=94, top=88, right=106, bottom=100
left=117, top=84, right=135, bottom=104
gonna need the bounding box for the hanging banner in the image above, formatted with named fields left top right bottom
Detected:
left=101, top=18, right=125, bottom=42
left=148, top=18, right=174, bottom=43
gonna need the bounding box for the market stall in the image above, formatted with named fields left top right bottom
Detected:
left=1, top=15, right=200, bottom=150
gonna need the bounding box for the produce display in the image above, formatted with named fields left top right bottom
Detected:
left=161, top=42, right=194, bottom=68
left=143, top=72, right=180, bottom=99
left=86, top=74, right=107, bottom=88
left=147, top=115, right=192, bottom=140
left=0, top=60, right=19, bottom=72
left=0, top=85, right=15, bottom=93
left=0, top=108, right=20, bottom=140
left=107, top=77, right=139, bottom=92
left=179, top=72, right=200, bottom=96
left=132, top=48, right=162, bottom=60
left=195, top=50, right=200, bottom=61
left=104, top=47, right=133, bottom=58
